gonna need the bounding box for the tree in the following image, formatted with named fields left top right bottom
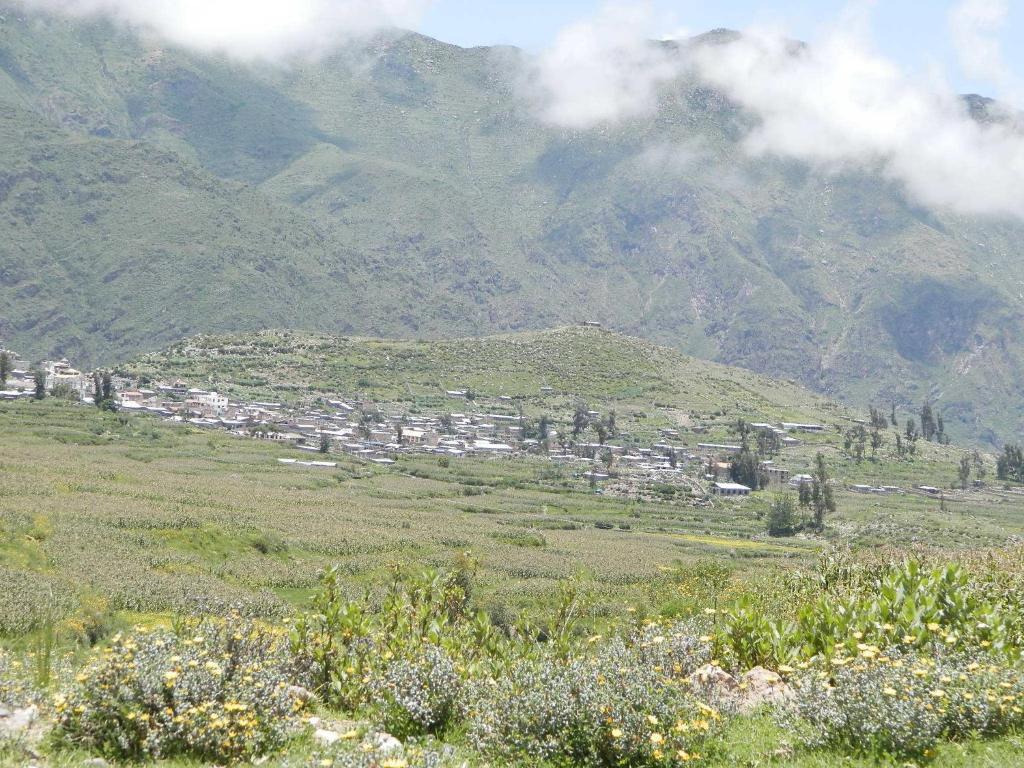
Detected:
left=766, top=494, right=799, bottom=537
left=395, top=424, right=404, bottom=445
left=905, top=419, right=918, bottom=441
left=797, top=479, right=812, bottom=509
left=0, top=352, right=10, bottom=388
left=319, top=433, right=331, bottom=454
left=890, top=402, right=898, bottom=427
left=957, top=455, right=971, bottom=490
left=810, top=453, right=835, bottom=531
left=920, top=404, right=937, bottom=442
left=734, top=418, right=751, bottom=443
left=730, top=447, right=766, bottom=490
left=972, top=449, right=987, bottom=481
left=667, top=448, right=678, bottom=469
left=870, top=428, right=884, bottom=457
left=756, top=429, right=780, bottom=458
left=538, top=415, right=552, bottom=441
left=601, top=449, right=614, bottom=473
left=439, top=413, right=454, bottom=434
left=895, top=432, right=905, bottom=458
left=997, top=445, right=1024, bottom=483
left=869, top=405, right=888, bottom=430
left=572, top=403, right=590, bottom=438
left=605, top=410, right=617, bottom=437
left=844, top=425, right=867, bottom=461
left=593, top=422, right=608, bottom=445
left=936, top=415, right=946, bottom=445
left=32, top=369, right=45, bottom=400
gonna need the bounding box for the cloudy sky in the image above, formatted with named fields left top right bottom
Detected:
left=418, top=0, right=1024, bottom=100
left=16, top=0, right=1024, bottom=220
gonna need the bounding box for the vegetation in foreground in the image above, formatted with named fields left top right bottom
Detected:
left=3, top=401, right=1024, bottom=765
left=1, top=554, right=1024, bottom=767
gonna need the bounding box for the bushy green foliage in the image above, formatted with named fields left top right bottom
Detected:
left=716, top=561, right=1023, bottom=669
left=55, top=615, right=303, bottom=763
left=783, top=650, right=1024, bottom=760
left=289, top=565, right=501, bottom=714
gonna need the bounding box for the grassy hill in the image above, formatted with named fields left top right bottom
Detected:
left=1, top=5, right=1024, bottom=445
left=123, top=326, right=847, bottom=432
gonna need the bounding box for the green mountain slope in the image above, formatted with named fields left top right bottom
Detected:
left=1, top=5, right=1023, bottom=445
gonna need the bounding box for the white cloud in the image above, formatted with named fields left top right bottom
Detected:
left=689, top=26, right=1024, bottom=220
left=950, top=0, right=1011, bottom=83
left=14, top=0, right=434, bottom=60
left=527, top=1, right=1024, bottom=221
left=525, top=2, right=683, bottom=129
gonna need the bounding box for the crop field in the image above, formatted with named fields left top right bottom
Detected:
left=2, top=399, right=1023, bottom=638
left=0, top=400, right=835, bottom=638
left=3, top=398, right=1024, bottom=767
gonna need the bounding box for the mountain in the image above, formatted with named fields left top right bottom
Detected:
left=0, top=4, right=1022, bottom=445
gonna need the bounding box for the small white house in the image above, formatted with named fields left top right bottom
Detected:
left=712, top=482, right=752, bottom=497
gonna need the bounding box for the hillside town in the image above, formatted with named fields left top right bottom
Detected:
left=0, top=348, right=890, bottom=501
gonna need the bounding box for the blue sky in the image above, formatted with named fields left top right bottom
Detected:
left=418, top=1, right=1023, bottom=97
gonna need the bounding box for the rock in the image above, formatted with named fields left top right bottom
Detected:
left=313, top=728, right=341, bottom=746
left=0, top=706, right=38, bottom=740
left=371, top=732, right=403, bottom=755
left=772, top=745, right=795, bottom=760
left=737, top=667, right=794, bottom=713
left=690, top=664, right=738, bottom=696
left=82, top=758, right=111, bottom=767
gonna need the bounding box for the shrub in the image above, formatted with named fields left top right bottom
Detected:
left=290, top=566, right=502, bottom=712
left=467, top=639, right=724, bottom=767
left=371, top=644, right=463, bottom=739
left=782, top=649, right=1024, bottom=760
left=55, top=615, right=303, bottom=763
left=716, top=561, right=1023, bottom=669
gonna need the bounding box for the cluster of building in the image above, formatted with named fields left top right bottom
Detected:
left=2, top=347, right=845, bottom=502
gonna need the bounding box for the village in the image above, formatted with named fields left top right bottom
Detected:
left=0, top=349, right=924, bottom=503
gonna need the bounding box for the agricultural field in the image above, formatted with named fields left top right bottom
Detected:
left=2, top=372, right=1024, bottom=766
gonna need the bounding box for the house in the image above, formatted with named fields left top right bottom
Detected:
left=402, top=429, right=440, bottom=447
left=788, top=474, right=814, bottom=489
left=760, top=462, right=791, bottom=486
left=712, top=482, right=752, bottom=497
left=782, top=423, right=826, bottom=433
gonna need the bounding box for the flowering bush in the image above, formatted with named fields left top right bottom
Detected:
left=370, top=644, right=463, bottom=739
left=54, top=615, right=303, bottom=763
left=782, top=649, right=1024, bottom=760
left=467, top=639, right=723, bottom=767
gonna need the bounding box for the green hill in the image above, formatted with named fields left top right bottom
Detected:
left=124, top=325, right=847, bottom=432
left=1, top=5, right=1023, bottom=445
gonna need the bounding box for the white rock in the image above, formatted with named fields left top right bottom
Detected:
left=0, top=706, right=38, bottom=739
left=372, top=732, right=403, bottom=755
left=314, top=728, right=341, bottom=746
